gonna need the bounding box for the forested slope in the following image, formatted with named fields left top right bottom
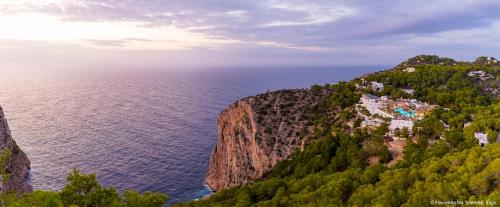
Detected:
left=177, top=55, right=500, bottom=207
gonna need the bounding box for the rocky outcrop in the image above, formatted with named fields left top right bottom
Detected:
left=206, top=89, right=329, bottom=191
left=0, top=106, right=32, bottom=194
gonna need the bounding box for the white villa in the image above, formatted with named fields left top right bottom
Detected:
left=403, top=67, right=416, bottom=72
left=389, top=120, right=413, bottom=133
left=474, top=132, right=488, bottom=147
left=361, top=118, right=384, bottom=128
left=467, top=70, right=492, bottom=81
left=359, top=94, right=438, bottom=135
left=360, top=94, right=393, bottom=118
left=468, top=70, right=487, bottom=77
left=371, top=81, right=384, bottom=92
left=402, top=88, right=415, bottom=95
left=360, top=94, right=379, bottom=114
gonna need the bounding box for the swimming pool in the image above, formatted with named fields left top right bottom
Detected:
left=395, top=107, right=416, bottom=117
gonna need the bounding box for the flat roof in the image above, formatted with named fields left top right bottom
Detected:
left=363, top=94, right=380, bottom=99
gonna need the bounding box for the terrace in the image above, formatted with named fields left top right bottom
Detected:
left=358, top=94, right=437, bottom=134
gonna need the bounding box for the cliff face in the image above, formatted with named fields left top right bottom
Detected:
left=206, top=89, right=328, bottom=191
left=0, top=106, right=32, bottom=194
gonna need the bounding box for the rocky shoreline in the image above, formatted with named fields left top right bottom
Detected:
left=0, top=106, right=32, bottom=194
left=205, top=89, right=330, bottom=191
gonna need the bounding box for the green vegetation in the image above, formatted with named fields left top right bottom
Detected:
left=0, top=55, right=496, bottom=206
left=0, top=169, right=168, bottom=207
left=177, top=145, right=499, bottom=207
left=350, top=145, right=499, bottom=207
left=0, top=148, right=12, bottom=183
left=176, top=55, right=500, bottom=206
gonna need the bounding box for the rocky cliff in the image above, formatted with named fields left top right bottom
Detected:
left=206, top=89, right=329, bottom=191
left=0, top=106, right=32, bottom=194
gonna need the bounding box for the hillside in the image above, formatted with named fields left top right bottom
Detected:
left=206, top=88, right=335, bottom=191
left=177, top=55, right=500, bottom=206
left=0, top=106, right=32, bottom=193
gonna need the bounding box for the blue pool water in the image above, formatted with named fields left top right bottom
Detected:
left=395, top=107, right=416, bottom=117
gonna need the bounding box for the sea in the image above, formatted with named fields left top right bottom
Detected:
left=0, top=66, right=384, bottom=205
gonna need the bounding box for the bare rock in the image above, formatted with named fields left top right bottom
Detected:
left=205, top=89, right=327, bottom=191
left=0, top=106, right=32, bottom=194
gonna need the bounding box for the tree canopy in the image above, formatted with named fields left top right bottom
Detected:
left=0, top=170, right=168, bottom=207
left=177, top=56, right=500, bottom=206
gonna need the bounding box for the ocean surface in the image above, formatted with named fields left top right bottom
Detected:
left=0, top=66, right=384, bottom=205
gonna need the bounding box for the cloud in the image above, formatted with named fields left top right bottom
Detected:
left=226, top=10, right=247, bottom=18
left=83, top=39, right=127, bottom=47
left=82, top=38, right=160, bottom=47
left=1, top=0, right=500, bottom=67
left=259, top=1, right=355, bottom=27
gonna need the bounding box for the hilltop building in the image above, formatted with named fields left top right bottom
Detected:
left=389, top=120, right=413, bottom=133
left=371, top=81, right=384, bottom=92
left=467, top=71, right=493, bottom=81
left=474, top=132, right=488, bottom=147
left=468, top=70, right=486, bottom=76
left=360, top=94, right=380, bottom=115
left=401, top=88, right=415, bottom=95
left=358, top=94, right=437, bottom=134
left=360, top=94, right=393, bottom=118
left=403, top=67, right=415, bottom=72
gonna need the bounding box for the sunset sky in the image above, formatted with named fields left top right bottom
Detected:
left=1, top=0, right=500, bottom=69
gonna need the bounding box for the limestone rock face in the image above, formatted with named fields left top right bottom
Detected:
left=0, top=106, right=32, bottom=194
left=206, top=89, right=327, bottom=191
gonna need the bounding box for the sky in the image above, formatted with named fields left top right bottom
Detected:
left=1, top=0, right=500, bottom=69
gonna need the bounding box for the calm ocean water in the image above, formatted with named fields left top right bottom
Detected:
left=0, top=66, right=383, bottom=205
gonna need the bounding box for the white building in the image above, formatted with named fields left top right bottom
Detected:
left=360, top=94, right=380, bottom=115
left=474, top=132, right=489, bottom=147
left=361, top=118, right=384, bottom=128
left=371, top=81, right=384, bottom=92
left=467, top=71, right=487, bottom=77
left=410, top=99, right=429, bottom=109
left=467, top=70, right=492, bottom=81
left=403, top=67, right=416, bottom=72
left=490, top=57, right=498, bottom=64
left=360, top=94, right=394, bottom=119
left=360, top=78, right=367, bottom=85
left=389, top=120, right=414, bottom=133
left=402, top=88, right=415, bottom=95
